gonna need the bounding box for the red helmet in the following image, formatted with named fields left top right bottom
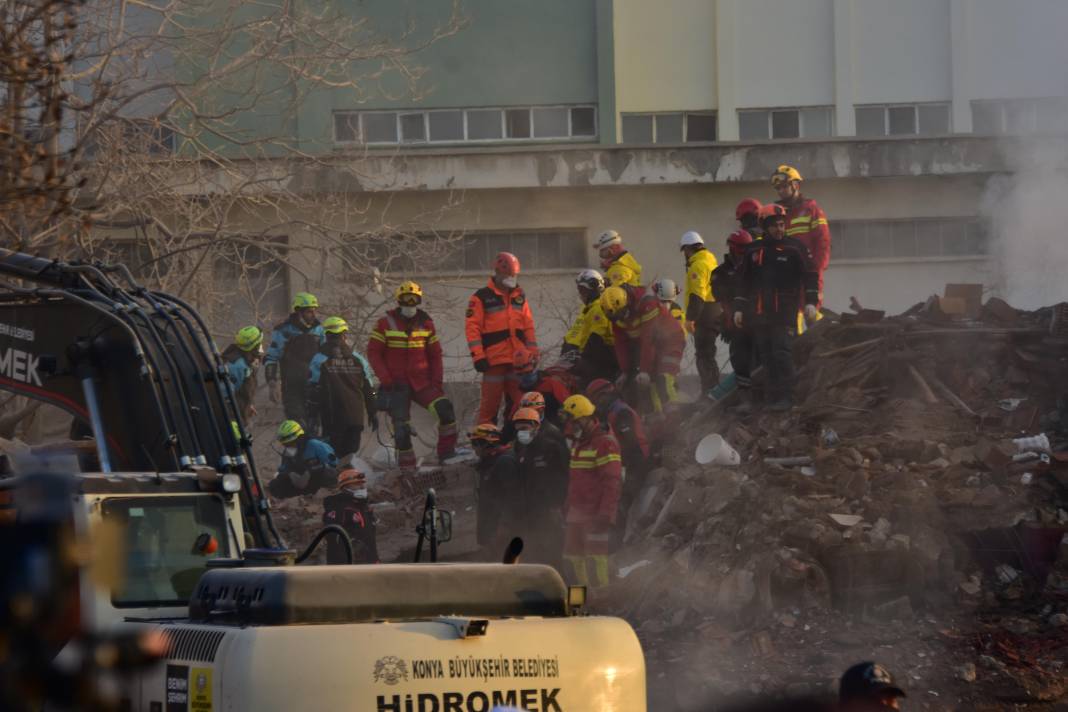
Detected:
left=512, top=347, right=536, bottom=374
left=728, top=229, right=754, bottom=248
left=585, top=378, right=615, bottom=400
left=494, top=252, right=520, bottom=277
left=758, top=203, right=787, bottom=223
left=735, top=198, right=763, bottom=221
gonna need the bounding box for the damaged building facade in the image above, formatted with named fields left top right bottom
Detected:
left=181, top=0, right=1068, bottom=377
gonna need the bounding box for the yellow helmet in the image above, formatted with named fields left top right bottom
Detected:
left=395, top=280, right=423, bottom=304
left=276, top=419, right=305, bottom=444
left=234, top=325, right=263, bottom=352
left=599, top=285, right=629, bottom=317
left=771, top=164, right=803, bottom=185
left=322, top=316, right=348, bottom=334
left=292, top=292, right=319, bottom=310
left=604, top=263, right=635, bottom=287
left=562, top=394, right=596, bottom=420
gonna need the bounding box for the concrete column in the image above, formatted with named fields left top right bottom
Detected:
left=714, top=0, right=738, bottom=141
left=832, top=0, right=855, bottom=136
left=595, top=0, right=617, bottom=143
left=950, top=0, right=973, bottom=133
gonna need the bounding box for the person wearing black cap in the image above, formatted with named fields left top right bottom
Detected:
left=838, top=662, right=906, bottom=710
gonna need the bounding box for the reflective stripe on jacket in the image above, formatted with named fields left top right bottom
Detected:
left=779, top=196, right=831, bottom=299
left=611, top=285, right=685, bottom=375
left=565, top=429, right=623, bottom=524
left=465, top=279, right=538, bottom=367
left=367, top=308, right=443, bottom=391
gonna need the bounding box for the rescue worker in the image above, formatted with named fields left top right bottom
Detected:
left=678, top=230, right=722, bottom=393
left=710, top=229, right=757, bottom=411
left=265, top=292, right=323, bottom=422
left=470, top=423, right=519, bottom=554
left=511, top=407, right=570, bottom=566
left=367, top=281, right=458, bottom=469
left=594, top=229, right=642, bottom=286
left=222, top=325, right=263, bottom=422
left=518, top=391, right=570, bottom=452
left=651, top=278, right=686, bottom=329
left=321, top=468, right=379, bottom=564
left=307, top=316, right=376, bottom=460
left=772, top=165, right=831, bottom=312
left=585, top=378, right=651, bottom=546
left=465, top=252, right=538, bottom=424
left=561, top=269, right=617, bottom=385
left=733, top=204, right=819, bottom=411
left=604, top=263, right=637, bottom=289
left=559, top=394, right=622, bottom=588
left=838, top=662, right=906, bottom=711
left=268, top=419, right=338, bottom=499
left=600, top=284, right=686, bottom=413
left=513, top=348, right=573, bottom=426
left=736, top=197, right=764, bottom=238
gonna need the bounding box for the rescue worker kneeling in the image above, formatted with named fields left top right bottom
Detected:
left=268, top=420, right=338, bottom=499
left=471, top=423, right=519, bottom=555
left=511, top=407, right=570, bottom=567
left=601, top=284, right=686, bottom=413
left=560, top=395, right=622, bottom=588
left=322, top=468, right=379, bottom=564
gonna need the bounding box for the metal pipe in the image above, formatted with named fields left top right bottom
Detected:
left=80, top=375, right=112, bottom=473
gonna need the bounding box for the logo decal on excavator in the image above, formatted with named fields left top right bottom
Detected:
left=0, top=347, right=41, bottom=386
left=374, top=656, right=409, bottom=685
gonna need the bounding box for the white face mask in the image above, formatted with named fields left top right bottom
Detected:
left=516, top=430, right=534, bottom=445
left=400, top=306, right=418, bottom=318
left=347, top=487, right=368, bottom=499
left=283, top=446, right=297, bottom=457
left=501, top=276, right=518, bottom=289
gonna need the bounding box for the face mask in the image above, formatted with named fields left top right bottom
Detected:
left=501, top=276, right=518, bottom=289
left=516, top=430, right=534, bottom=445
left=283, top=446, right=297, bottom=457
left=400, top=306, right=418, bottom=318
left=347, top=487, right=368, bottom=499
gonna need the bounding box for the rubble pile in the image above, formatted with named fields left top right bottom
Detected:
left=605, top=297, right=1068, bottom=708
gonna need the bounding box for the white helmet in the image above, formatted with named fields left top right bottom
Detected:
left=593, top=229, right=622, bottom=250
left=575, top=269, right=605, bottom=293
left=680, top=230, right=704, bottom=249
left=652, top=278, right=679, bottom=301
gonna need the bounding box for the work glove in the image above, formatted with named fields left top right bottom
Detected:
left=268, top=380, right=281, bottom=404
left=733, top=311, right=744, bottom=329
left=635, top=372, right=651, bottom=387
left=804, top=304, right=819, bottom=323
left=473, top=358, right=490, bottom=373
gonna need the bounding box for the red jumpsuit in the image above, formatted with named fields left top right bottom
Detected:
left=465, top=280, right=538, bottom=424
left=779, top=196, right=831, bottom=305
left=564, top=426, right=622, bottom=587
left=611, top=285, right=686, bottom=410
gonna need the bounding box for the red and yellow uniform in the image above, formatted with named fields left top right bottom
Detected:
left=779, top=196, right=831, bottom=305
left=368, top=308, right=457, bottom=467
left=466, top=279, right=538, bottom=423
left=564, top=427, right=622, bottom=587
left=610, top=286, right=686, bottom=411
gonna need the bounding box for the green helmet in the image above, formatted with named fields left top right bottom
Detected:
left=234, top=325, right=263, bottom=352
left=322, top=316, right=348, bottom=334
left=276, top=420, right=304, bottom=444
left=292, top=292, right=319, bottom=310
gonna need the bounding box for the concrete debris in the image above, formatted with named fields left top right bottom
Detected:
left=956, top=662, right=978, bottom=683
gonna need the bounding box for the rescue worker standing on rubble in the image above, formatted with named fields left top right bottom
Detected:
left=733, top=204, right=819, bottom=411
left=773, top=165, right=831, bottom=314
left=307, top=316, right=376, bottom=461
left=511, top=407, right=570, bottom=566
left=265, top=292, right=324, bottom=423
left=368, top=281, right=459, bottom=470
left=560, top=395, right=622, bottom=588
left=268, top=420, right=338, bottom=499
left=678, top=230, right=722, bottom=394
left=736, top=198, right=764, bottom=239
left=561, top=269, right=617, bottom=386
left=838, top=662, right=907, bottom=711
left=322, top=468, right=379, bottom=565
left=223, top=326, right=264, bottom=423
left=711, top=229, right=757, bottom=411
left=465, top=253, right=538, bottom=424
left=601, top=283, right=686, bottom=413
left=470, top=423, right=519, bottom=555
left=595, top=230, right=642, bottom=287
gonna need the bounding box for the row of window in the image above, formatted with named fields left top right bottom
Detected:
left=833, top=218, right=987, bottom=260
left=334, top=106, right=597, bottom=145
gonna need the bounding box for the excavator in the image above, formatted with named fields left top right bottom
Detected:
left=0, top=248, right=646, bottom=711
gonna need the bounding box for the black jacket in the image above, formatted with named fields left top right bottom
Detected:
left=733, top=238, right=819, bottom=326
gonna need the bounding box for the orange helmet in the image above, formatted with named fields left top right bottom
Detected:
left=758, top=203, right=787, bottom=224
left=512, top=407, right=542, bottom=426
left=469, top=423, right=502, bottom=446
left=512, top=347, right=536, bottom=374
left=519, top=391, right=546, bottom=413
left=735, top=198, right=763, bottom=221
left=494, top=252, right=520, bottom=277
left=337, top=468, right=367, bottom=490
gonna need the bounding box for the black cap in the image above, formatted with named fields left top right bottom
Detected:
left=839, top=662, right=906, bottom=701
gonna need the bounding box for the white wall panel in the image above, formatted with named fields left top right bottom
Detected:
left=852, top=0, right=952, bottom=104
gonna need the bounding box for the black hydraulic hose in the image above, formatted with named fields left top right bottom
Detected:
left=294, top=525, right=352, bottom=565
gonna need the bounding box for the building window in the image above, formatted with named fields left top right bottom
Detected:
left=833, top=219, right=987, bottom=260
left=971, top=97, right=1068, bottom=135
left=854, top=103, right=951, bottom=137
left=333, top=105, right=598, bottom=145
left=738, top=107, right=833, bottom=140
left=620, top=112, right=717, bottom=143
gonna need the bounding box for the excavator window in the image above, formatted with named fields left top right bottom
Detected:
left=102, top=495, right=231, bottom=607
